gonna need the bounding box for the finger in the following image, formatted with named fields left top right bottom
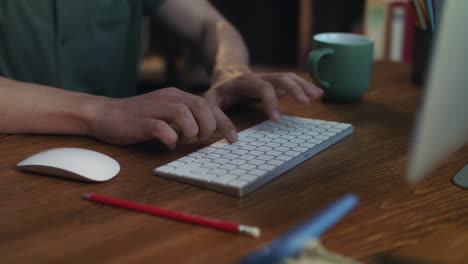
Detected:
left=180, top=95, right=217, bottom=142
left=171, top=104, right=199, bottom=140
left=150, top=120, right=178, bottom=150
left=210, top=104, right=238, bottom=143
left=253, top=80, right=282, bottom=122
left=266, top=74, right=311, bottom=104
left=289, top=73, right=324, bottom=99
left=148, top=104, right=199, bottom=142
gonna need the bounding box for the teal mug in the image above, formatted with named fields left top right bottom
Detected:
left=307, top=33, right=374, bottom=102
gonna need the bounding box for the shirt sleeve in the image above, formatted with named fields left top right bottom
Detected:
left=143, top=0, right=167, bottom=16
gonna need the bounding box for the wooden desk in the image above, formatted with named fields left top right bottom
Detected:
left=1, top=63, right=467, bottom=263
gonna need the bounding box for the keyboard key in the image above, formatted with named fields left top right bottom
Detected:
left=239, top=154, right=255, bottom=161
left=273, top=138, right=288, bottom=144
left=285, top=151, right=301, bottom=157
left=183, top=171, right=207, bottom=180
left=276, top=146, right=290, bottom=152
left=213, top=149, right=230, bottom=155
left=265, top=142, right=281, bottom=148
left=248, top=150, right=264, bottom=156
left=155, top=165, right=175, bottom=173
left=199, top=147, right=217, bottom=153
left=335, top=123, right=351, bottom=129
left=290, top=139, right=305, bottom=144
left=248, top=159, right=266, bottom=166
left=268, top=150, right=282, bottom=156
left=211, top=140, right=229, bottom=148
left=219, top=164, right=237, bottom=170
left=213, top=158, right=230, bottom=164
left=224, top=145, right=239, bottom=150
left=167, top=161, right=186, bottom=168
left=188, top=152, right=205, bottom=158
left=211, top=169, right=227, bottom=175
left=239, top=174, right=258, bottom=182
left=316, top=135, right=330, bottom=140
left=257, top=146, right=273, bottom=152
left=172, top=162, right=202, bottom=175
left=225, top=153, right=240, bottom=160
left=251, top=141, right=266, bottom=146
left=250, top=169, right=268, bottom=176
left=320, top=124, right=333, bottom=129
left=305, top=131, right=319, bottom=137
left=294, top=147, right=308, bottom=153
left=230, top=169, right=247, bottom=175
left=239, top=164, right=256, bottom=171
left=301, top=143, right=316, bottom=149
left=298, top=135, right=313, bottom=140
left=240, top=145, right=256, bottom=151
left=213, top=175, right=237, bottom=185
left=192, top=167, right=210, bottom=174
left=283, top=142, right=298, bottom=148
left=259, top=164, right=276, bottom=171
left=195, top=158, right=212, bottom=163
left=227, top=179, right=249, bottom=188
left=257, top=155, right=274, bottom=161
left=242, top=137, right=256, bottom=142
left=309, top=139, right=323, bottom=144
left=195, top=173, right=218, bottom=182
left=268, top=159, right=285, bottom=166
left=276, top=155, right=294, bottom=161
left=323, top=131, right=337, bottom=137
left=178, top=157, right=195, bottom=163
left=281, top=135, right=295, bottom=140
left=232, top=149, right=248, bottom=155
left=202, top=162, right=221, bottom=169
left=329, top=128, right=343, bottom=133
left=206, top=154, right=221, bottom=160
left=230, top=159, right=247, bottom=166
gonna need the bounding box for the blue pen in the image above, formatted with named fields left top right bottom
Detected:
left=240, top=194, right=358, bottom=264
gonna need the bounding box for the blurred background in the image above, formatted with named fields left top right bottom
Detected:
left=138, top=0, right=366, bottom=93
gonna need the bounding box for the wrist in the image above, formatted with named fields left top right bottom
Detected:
left=211, top=65, right=251, bottom=85
left=78, top=95, right=115, bottom=136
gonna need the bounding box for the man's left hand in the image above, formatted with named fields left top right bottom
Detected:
left=204, top=70, right=324, bottom=122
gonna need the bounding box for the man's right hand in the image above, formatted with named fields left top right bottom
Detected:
left=88, top=87, right=238, bottom=148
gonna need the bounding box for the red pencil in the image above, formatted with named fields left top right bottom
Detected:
left=82, top=193, right=260, bottom=238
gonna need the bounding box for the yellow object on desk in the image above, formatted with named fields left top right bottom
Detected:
left=284, top=240, right=360, bottom=264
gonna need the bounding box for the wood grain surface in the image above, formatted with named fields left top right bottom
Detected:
left=1, top=63, right=467, bottom=264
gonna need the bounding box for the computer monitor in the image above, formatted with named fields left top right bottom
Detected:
left=407, top=1, right=468, bottom=184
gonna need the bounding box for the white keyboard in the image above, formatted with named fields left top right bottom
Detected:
left=153, top=116, right=353, bottom=197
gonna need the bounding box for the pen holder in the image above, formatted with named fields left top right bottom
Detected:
left=411, top=27, right=433, bottom=86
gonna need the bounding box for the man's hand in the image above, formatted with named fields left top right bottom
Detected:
left=204, top=70, right=324, bottom=122
left=89, top=87, right=238, bottom=148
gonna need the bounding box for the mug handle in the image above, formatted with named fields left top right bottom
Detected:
left=307, top=48, right=334, bottom=89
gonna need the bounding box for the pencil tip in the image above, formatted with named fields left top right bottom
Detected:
left=82, top=193, right=92, bottom=200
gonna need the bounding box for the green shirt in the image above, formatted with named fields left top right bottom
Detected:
left=0, top=0, right=165, bottom=98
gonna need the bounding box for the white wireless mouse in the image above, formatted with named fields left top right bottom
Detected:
left=17, top=148, right=120, bottom=182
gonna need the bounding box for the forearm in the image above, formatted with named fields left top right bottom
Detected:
left=200, top=19, right=251, bottom=84
left=155, top=0, right=251, bottom=84
left=0, top=77, right=105, bottom=135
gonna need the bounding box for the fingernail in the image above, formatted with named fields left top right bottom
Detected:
left=272, top=110, right=281, bottom=122
left=229, top=130, right=238, bottom=142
